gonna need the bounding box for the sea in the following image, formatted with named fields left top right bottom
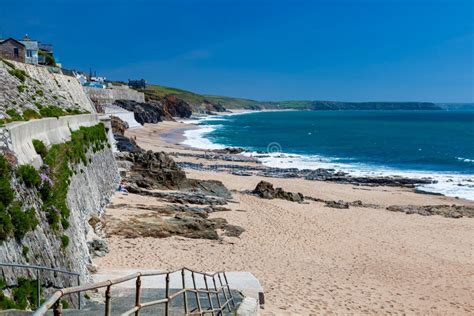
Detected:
left=181, top=110, right=474, bottom=200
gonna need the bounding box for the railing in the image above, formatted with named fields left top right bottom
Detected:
left=0, top=262, right=81, bottom=309
left=34, top=267, right=236, bottom=316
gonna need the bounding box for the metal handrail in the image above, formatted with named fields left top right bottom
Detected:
left=0, top=262, right=81, bottom=309
left=34, top=267, right=236, bottom=316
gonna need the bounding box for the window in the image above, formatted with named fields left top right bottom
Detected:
left=27, top=50, right=33, bottom=58
left=14, top=47, right=19, bottom=57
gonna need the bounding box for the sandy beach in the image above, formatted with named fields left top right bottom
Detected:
left=96, top=120, right=474, bottom=314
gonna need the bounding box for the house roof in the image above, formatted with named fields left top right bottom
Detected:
left=20, top=39, right=38, bottom=50
left=0, top=37, right=25, bottom=47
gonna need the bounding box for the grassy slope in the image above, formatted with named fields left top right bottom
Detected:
left=146, top=84, right=263, bottom=108
left=145, top=84, right=441, bottom=110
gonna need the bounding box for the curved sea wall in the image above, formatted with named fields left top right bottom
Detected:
left=4, top=114, right=99, bottom=168
left=0, top=119, right=119, bottom=288
left=0, top=61, right=119, bottom=298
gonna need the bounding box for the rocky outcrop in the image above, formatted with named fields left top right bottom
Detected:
left=105, top=201, right=243, bottom=240
left=114, top=100, right=165, bottom=125
left=110, top=116, right=128, bottom=135
left=161, top=95, right=192, bottom=118
left=252, top=181, right=304, bottom=202
left=120, top=150, right=231, bottom=198
left=114, top=97, right=192, bottom=125
left=386, top=205, right=474, bottom=218
left=113, top=134, right=141, bottom=153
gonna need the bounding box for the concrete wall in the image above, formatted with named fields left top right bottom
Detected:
left=5, top=114, right=99, bottom=168
left=84, top=86, right=145, bottom=107
left=104, top=104, right=142, bottom=128
left=0, top=115, right=119, bottom=288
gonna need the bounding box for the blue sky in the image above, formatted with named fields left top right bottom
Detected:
left=0, top=0, right=472, bottom=102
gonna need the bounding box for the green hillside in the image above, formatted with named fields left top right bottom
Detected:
left=145, top=84, right=261, bottom=109
left=144, top=84, right=441, bottom=111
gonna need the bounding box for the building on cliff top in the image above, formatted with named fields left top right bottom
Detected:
left=0, top=38, right=26, bottom=63
left=20, top=35, right=39, bottom=65
left=128, top=79, right=146, bottom=89
left=0, top=35, right=55, bottom=66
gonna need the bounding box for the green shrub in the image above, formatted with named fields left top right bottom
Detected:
left=6, top=109, right=23, bottom=122
left=0, top=178, right=14, bottom=208
left=0, top=155, right=10, bottom=178
left=12, top=277, right=40, bottom=309
left=61, top=299, right=69, bottom=309
left=1, top=58, right=15, bottom=69
left=22, top=245, right=29, bottom=257
left=32, top=139, right=47, bottom=158
left=22, top=109, right=41, bottom=121
left=8, top=203, right=38, bottom=239
left=60, top=235, right=69, bottom=249
left=17, top=85, right=26, bottom=93
left=0, top=292, right=17, bottom=310
left=0, top=208, right=13, bottom=241
left=8, top=69, right=28, bottom=82
left=39, top=106, right=66, bottom=118
left=34, top=102, right=43, bottom=109
left=17, top=165, right=41, bottom=188
left=35, top=90, right=44, bottom=97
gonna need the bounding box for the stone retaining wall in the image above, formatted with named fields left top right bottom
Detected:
left=84, top=86, right=145, bottom=108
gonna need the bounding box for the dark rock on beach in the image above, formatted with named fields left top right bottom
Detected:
left=386, top=204, right=474, bottom=218
left=114, top=134, right=142, bottom=153
left=252, top=180, right=304, bottom=202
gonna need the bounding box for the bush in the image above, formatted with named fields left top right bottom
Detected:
left=8, top=69, right=28, bottom=82
left=6, top=109, right=23, bottom=122
left=32, top=139, right=47, bottom=158
left=0, top=178, right=14, bottom=208
left=22, top=109, right=41, bottom=121
left=60, top=235, right=69, bottom=249
left=17, top=165, right=41, bottom=188
left=35, top=90, right=44, bottom=97
left=39, top=106, right=66, bottom=118
left=17, top=85, right=26, bottom=93
left=0, top=208, right=13, bottom=241
left=12, top=277, right=39, bottom=309
left=8, top=203, right=38, bottom=239
left=0, top=155, right=10, bottom=178
left=1, top=58, right=15, bottom=69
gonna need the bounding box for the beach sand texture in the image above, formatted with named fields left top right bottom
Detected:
left=96, top=121, right=474, bottom=314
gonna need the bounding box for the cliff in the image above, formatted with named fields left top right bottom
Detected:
left=0, top=61, right=119, bottom=307
left=114, top=96, right=192, bottom=125
left=0, top=60, right=95, bottom=120
left=142, top=83, right=443, bottom=111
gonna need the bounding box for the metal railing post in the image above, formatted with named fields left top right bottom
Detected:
left=36, top=269, right=41, bottom=309
left=182, top=269, right=188, bottom=314
left=165, top=273, right=170, bottom=316
left=77, top=275, right=81, bottom=310
left=53, top=300, right=62, bottom=316
left=212, top=276, right=222, bottom=311
left=105, top=285, right=112, bottom=316
left=223, top=272, right=235, bottom=309
left=218, top=273, right=231, bottom=312
left=135, top=275, right=141, bottom=316
left=204, top=275, right=215, bottom=315
left=191, top=271, right=202, bottom=313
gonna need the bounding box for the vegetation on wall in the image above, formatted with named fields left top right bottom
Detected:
left=40, top=123, right=108, bottom=231
left=0, top=123, right=108, bottom=244
left=0, top=277, right=41, bottom=310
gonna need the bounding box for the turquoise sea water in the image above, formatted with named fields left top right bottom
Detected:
left=184, top=110, right=474, bottom=199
